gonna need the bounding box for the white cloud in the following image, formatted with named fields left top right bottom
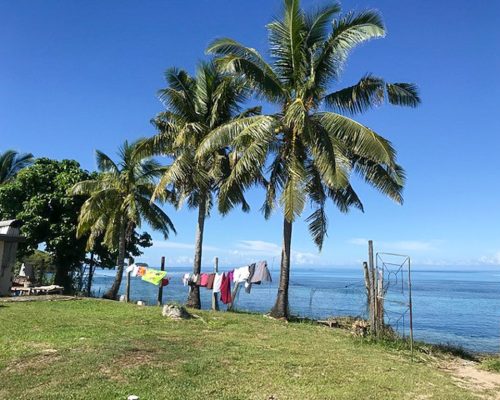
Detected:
left=152, top=240, right=220, bottom=252
left=232, top=240, right=322, bottom=266
left=235, top=240, right=281, bottom=255
left=348, top=238, right=436, bottom=252
left=477, top=252, right=500, bottom=266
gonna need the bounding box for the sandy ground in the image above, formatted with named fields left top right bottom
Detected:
left=440, top=359, right=500, bottom=399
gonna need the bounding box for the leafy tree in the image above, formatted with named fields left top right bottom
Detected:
left=202, top=0, right=420, bottom=318
left=71, top=140, right=176, bottom=300
left=0, top=158, right=90, bottom=290
left=0, top=150, right=33, bottom=185
left=140, top=62, right=258, bottom=308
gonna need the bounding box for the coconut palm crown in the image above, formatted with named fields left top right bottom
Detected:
left=140, top=61, right=260, bottom=308
left=71, top=139, right=176, bottom=300
left=199, top=0, right=421, bottom=318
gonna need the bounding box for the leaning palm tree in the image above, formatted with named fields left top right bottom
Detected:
left=0, top=150, right=33, bottom=185
left=71, top=140, right=176, bottom=300
left=200, top=0, right=420, bottom=318
left=140, top=62, right=258, bottom=308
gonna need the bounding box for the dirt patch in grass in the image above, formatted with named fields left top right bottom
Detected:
left=440, top=359, right=500, bottom=399
left=6, top=349, right=61, bottom=373
left=99, top=347, right=158, bottom=383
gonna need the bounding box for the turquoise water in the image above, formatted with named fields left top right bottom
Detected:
left=91, top=266, right=500, bottom=353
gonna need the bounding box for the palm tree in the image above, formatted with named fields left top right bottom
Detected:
left=139, top=62, right=258, bottom=308
left=0, top=150, right=33, bottom=185
left=200, top=0, right=420, bottom=318
left=71, top=140, right=176, bottom=300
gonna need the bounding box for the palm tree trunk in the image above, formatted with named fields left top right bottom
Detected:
left=103, top=222, right=126, bottom=300
left=186, top=199, right=206, bottom=309
left=270, top=216, right=293, bottom=319
left=86, top=252, right=95, bottom=296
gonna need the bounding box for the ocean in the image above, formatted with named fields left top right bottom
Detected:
left=91, top=265, right=500, bottom=354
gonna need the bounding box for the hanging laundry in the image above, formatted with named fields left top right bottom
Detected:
left=220, top=272, right=232, bottom=304
left=199, top=273, right=209, bottom=287
left=141, top=269, right=167, bottom=285
left=125, top=265, right=135, bottom=273
left=131, top=266, right=139, bottom=277
left=212, top=273, right=223, bottom=293
left=182, top=273, right=191, bottom=286
left=250, top=261, right=272, bottom=284
left=245, top=263, right=256, bottom=293
left=136, top=266, right=147, bottom=277
left=233, top=266, right=250, bottom=283
left=161, top=278, right=170, bottom=287
left=189, top=274, right=199, bottom=285
left=206, top=273, right=215, bottom=289
left=227, top=270, right=234, bottom=282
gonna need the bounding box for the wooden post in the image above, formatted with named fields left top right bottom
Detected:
left=228, top=282, right=241, bottom=311
left=125, top=271, right=131, bottom=303
left=408, top=258, right=414, bottom=357
left=368, top=240, right=376, bottom=336
left=377, top=267, right=384, bottom=336
left=157, top=256, right=165, bottom=306
left=363, top=261, right=371, bottom=313
left=86, top=252, right=95, bottom=296
left=212, top=257, right=219, bottom=311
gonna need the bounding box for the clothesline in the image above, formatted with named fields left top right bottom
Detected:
left=125, top=264, right=169, bottom=286
left=182, top=260, right=272, bottom=305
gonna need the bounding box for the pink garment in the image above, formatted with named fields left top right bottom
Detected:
left=220, top=273, right=232, bottom=304
left=199, top=273, right=209, bottom=287
left=227, top=270, right=234, bottom=282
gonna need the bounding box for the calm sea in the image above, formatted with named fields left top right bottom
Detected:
left=91, top=266, right=500, bottom=353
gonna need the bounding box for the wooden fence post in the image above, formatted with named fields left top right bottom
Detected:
left=368, top=240, right=376, bottom=336
left=125, top=271, right=131, bottom=303
left=363, top=261, right=371, bottom=312
left=212, top=257, right=219, bottom=311
left=377, top=267, right=384, bottom=336
left=228, top=282, right=242, bottom=312
left=157, top=256, right=165, bottom=306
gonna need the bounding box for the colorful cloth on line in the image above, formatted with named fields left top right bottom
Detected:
left=141, top=269, right=167, bottom=285
left=220, top=272, right=232, bottom=304
left=200, top=273, right=209, bottom=287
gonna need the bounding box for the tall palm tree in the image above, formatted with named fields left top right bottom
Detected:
left=71, top=140, right=176, bottom=300
left=140, top=62, right=258, bottom=308
left=200, top=0, right=420, bottom=318
left=0, top=150, right=33, bottom=185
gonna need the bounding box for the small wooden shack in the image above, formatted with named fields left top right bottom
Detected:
left=0, top=220, right=25, bottom=296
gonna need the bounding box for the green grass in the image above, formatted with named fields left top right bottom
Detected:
left=0, top=299, right=485, bottom=399
left=482, top=357, right=500, bottom=372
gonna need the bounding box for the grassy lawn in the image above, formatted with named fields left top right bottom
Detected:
left=0, top=299, right=488, bottom=399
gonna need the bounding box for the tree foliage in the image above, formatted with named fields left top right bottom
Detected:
left=0, top=158, right=90, bottom=290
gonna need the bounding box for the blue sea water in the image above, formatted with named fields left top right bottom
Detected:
left=91, top=266, right=500, bottom=354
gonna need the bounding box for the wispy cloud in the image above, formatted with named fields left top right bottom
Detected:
left=477, top=252, right=500, bottom=266
left=232, top=240, right=321, bottom=265
left=152, top=240, right=220, bottom=252
left=348, top=238, right=436, bottom=252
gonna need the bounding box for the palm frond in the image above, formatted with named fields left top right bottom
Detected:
left=324, top=74, right=385, bottom=114
left=207, top=38, right=284, bottom=100
left=314, top=10, right=385, bottom=84
left=354, top=157, right=405, bottom=204
left=316, top=112, right=396, bottom=167
left=386, top=82, right=421, bottom=107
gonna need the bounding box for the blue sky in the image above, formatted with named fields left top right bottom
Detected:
left=1, top=0, right=499, bottom=269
